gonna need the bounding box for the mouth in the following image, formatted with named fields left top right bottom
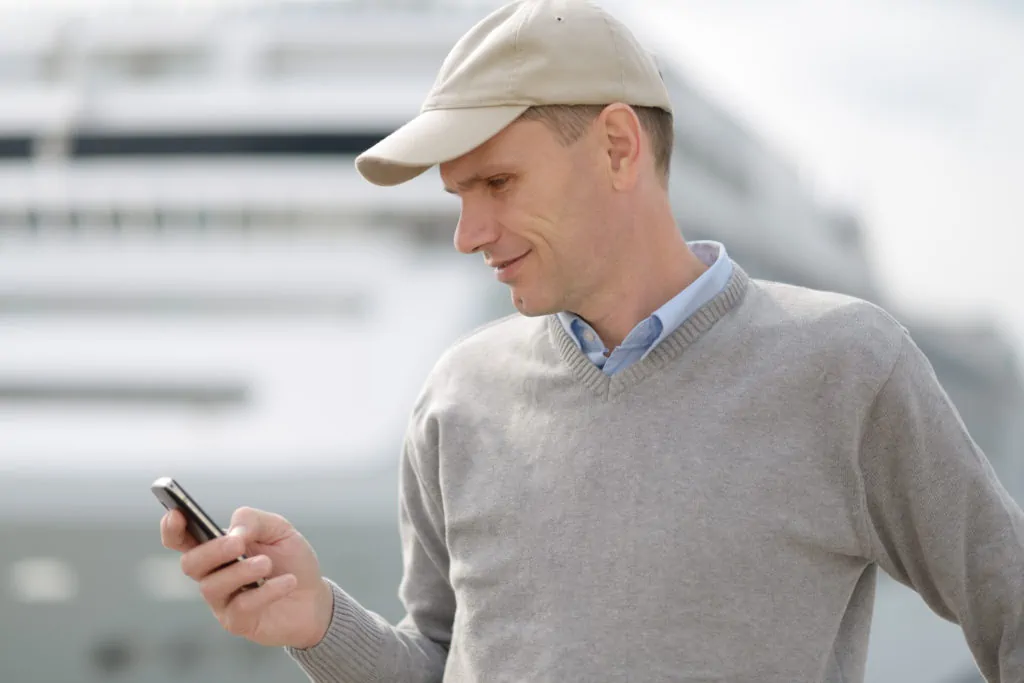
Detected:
left=489, top=251, right=531, bottom=282
left=490, top=252, right=530, bottom=271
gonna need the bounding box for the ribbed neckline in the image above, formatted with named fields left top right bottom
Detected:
left=547, top=263, right=750, bottom=399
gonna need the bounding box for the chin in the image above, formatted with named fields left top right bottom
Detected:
left=510, top=290, right=558, bottom=317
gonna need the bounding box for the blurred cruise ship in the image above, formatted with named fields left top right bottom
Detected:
left=0, top=2, right=1021, bottom=682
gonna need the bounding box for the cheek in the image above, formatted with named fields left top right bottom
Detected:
left=502, top=199, right=561, bottom=252
left=503, top=171, right=599, bottom=264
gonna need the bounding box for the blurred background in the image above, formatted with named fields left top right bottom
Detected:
left=0, top=0, right=1021, bottom=681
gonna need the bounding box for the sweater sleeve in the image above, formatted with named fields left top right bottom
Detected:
left=857, top=332, right=1024, bottom=682
left=287, top=410, right=453, bottom=683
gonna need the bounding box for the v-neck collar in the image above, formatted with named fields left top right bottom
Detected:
left=547, top=264, right=750, bottom=399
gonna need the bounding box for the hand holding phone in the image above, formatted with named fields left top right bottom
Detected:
left=151, top=476, right=264, bottom=588
left=154, top=477, right=335, bottom=649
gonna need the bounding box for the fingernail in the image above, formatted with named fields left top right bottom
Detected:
left=228, top=526, right=247, bottom=538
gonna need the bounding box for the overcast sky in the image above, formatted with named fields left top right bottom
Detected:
left=631, top=0, right=1024, bottom=345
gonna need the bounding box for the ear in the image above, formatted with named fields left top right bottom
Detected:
left=597, top=103, right=643, bottom=191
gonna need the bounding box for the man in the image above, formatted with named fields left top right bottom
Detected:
left=160, top=1, right=1024, bottom=681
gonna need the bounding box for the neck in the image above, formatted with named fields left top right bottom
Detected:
left=573, top=209, right=709, bottom=350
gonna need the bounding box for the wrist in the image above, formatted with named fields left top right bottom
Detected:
left=295, top=577, right=335, bottom=650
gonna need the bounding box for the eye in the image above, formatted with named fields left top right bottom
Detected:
left=487, top=175, right=511, bottom=191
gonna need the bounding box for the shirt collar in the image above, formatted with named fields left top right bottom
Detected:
left=556, top=240, right=730, bottom=350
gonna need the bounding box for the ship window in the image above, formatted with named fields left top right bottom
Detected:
left=164, top=634, right=204, bottom=671
left=0, top=289, right=370, bottom=318
left=137, top=555, right=199, bottom=601
left=86, top=48, right=208, bottom=83
left=91, top=636, right=136, bottom=675
left=0, top=137, right=33, bottom=159
left=0, top=380, right=249, bottom=408
left=70, top=131, right=390, bottom=157
left=9, top=557, right=78, bottom=603
left=0, top=210, right=29, bottom=229
left=262, top=44, right=431, bottom=80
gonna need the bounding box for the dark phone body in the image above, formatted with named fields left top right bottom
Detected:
left=151, top=476, right=264, bottom=588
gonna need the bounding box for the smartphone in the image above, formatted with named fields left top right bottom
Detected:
left=151, top=476, right=264, bottom=588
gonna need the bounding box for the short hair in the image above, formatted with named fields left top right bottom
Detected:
left=519, top=104, right=674, bottom=184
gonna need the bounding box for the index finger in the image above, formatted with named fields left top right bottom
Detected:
left=160, top=509, right=200, bottom=553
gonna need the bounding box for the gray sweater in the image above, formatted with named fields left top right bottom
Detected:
left=289, top=265, right=1024, bottom=682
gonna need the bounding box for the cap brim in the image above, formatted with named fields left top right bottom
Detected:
left=355, top=105, right=530, bottom=187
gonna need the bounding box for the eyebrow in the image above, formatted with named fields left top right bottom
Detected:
left=443, top=174, right=482, bottom=195
left=442, top=168, right=510, bottom=195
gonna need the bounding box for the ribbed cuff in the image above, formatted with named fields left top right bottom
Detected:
left=286, top=578, right=386, bottom=683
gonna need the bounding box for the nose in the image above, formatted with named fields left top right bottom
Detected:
left=453, top=200, right=500, bottom=255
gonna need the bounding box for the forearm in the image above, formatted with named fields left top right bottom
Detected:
left=287, top=580, right=447, bottom=683
left=289, top=379, right=454, bottom=683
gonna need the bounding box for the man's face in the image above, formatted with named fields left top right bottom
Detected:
left=440, top=118, right=615, bottom=317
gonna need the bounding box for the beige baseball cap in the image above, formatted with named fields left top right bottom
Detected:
left=355, top=0, right=673, bottom=187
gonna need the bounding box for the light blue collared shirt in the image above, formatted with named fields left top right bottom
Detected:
left=556, top=241, right=733, bottom=376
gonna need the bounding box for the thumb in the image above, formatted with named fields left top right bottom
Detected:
left=228, top=506, right=294, bottom=545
